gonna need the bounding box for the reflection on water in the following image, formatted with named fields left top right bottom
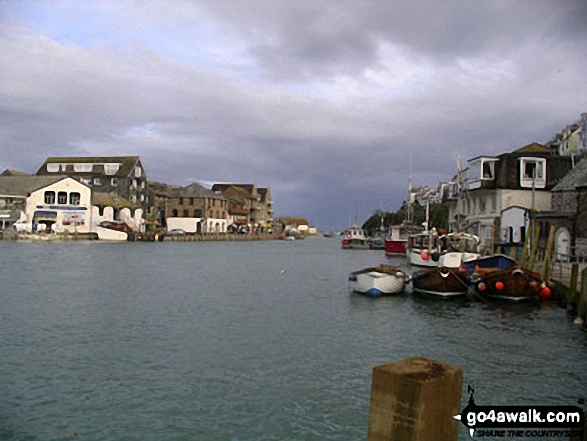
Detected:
left=0, top=239, right=585, bottom=441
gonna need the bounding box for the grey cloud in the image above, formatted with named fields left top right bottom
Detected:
left=0, top=2, right=586, bottom=230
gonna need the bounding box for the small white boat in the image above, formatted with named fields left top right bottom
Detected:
left=349, top=266, right=408, bottom=296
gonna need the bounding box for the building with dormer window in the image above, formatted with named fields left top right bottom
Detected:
left=446, top=143, right=573, bottom=250
left=36, top=157, right=150, bottom=221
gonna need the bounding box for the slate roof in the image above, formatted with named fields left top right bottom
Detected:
left=1, top=169, right=31, bottom=177
left=149, top=181, right=223, bottom=199
left=37, top=156, right=141, bottom=177
left=211, top=184, right=256, bottom=197
left=93, top=192, right=131, bottom=207
left=0, top=176, right=73, bottom=196
left=552, top=157, right=587, bottom=191
left=513, top=143, right=550, bottom=154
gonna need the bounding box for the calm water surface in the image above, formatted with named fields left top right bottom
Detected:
left=1, top=238, right=586, bottom=440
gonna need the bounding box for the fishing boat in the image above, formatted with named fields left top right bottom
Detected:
left=469, top=267, right=549, bottom=302
left=411, top=266, right=470, bottom=299
left=407, top=231, right=480, bottom=268
left=341, top=225, right=369, bottom=250
left=385, top=223, right=422, bottom=256
left=349, top=266, right=408, bottom=296
left=436, top=233, right=481, bottom=268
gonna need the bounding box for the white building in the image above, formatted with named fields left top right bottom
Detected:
left=0, top=176, right=92, bottom=233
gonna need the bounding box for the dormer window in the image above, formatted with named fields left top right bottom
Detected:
left=520, top=157, right=546, bottom=188
left=467, top=157, right=497, bottom=189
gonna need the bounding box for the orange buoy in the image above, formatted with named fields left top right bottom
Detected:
left=540, top=286, right=552, bottom=299
left=495, top=281, right=504, bottom=290
left=421, top=251, right=429, bottom=260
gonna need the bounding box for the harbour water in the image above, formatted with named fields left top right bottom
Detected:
left=1, top=238, right=586, bottom=440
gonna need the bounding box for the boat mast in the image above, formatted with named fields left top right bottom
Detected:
left=407, top=152, right=413, bottom=224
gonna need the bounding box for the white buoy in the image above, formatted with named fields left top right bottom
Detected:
left=573, top=317, right=584, bottom=325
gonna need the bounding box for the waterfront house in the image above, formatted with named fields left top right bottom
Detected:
left=150, top=181, right=228, bottom=233
left=446, top=143, right=573, bottom=251
left=211, top=184, right=274, bottom=233
left=0, top=176, right=92, bottom=233
left=36, top=156, right=150, bottom=229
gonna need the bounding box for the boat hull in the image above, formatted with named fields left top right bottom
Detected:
left=411, top=267, right=469, bottom=298
left=349, top=267, right=406, bottom=296
left=342, top=240, right=369, bottom=250
left=384, top=239, right=407, bottom=256
left=471, top=267, right=543, bottom=302
left=407, top=249, right=440, bottom=267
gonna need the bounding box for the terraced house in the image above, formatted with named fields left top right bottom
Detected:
left=150, top=181, right=228, bottom=234
left=211, top=184, right=273, bottom=232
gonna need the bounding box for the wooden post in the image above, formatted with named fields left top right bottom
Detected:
left=567, top=263, right=579, bottom=311
left=366, top=357, right=463, bottom=441
left=541, top=225, right=557, bottom=282
left=527, top=224, right=541, bottom=271
left=578, top=268, right=587, bottom=321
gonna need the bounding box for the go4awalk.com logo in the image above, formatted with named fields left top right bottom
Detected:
left=453, top=386, right=585, bottom=438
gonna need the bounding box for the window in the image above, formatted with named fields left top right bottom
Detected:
left=480, top=195, right=487, bottom=213
left=58, top=192, right=67, bottom=204
left=491, top=194, right=497, bottom=212
left=190, top=198, right=194, bottom=205
left=179, top=198, right=184, bottom=205
left=111, top=178, right=119, bottom=186
left=104, top=163, right=120, bottom=175
left=172, top=209, right=178, bottom=217
left=135, top=167, right=142, bottom=177
left=47, top=164, right=60, bottom=173
left=94, top=178, right=102, bottom=185
left=44, top=191, right=55, bottom=204
left=482, top=161, right=494, bottom=179
left=69, top=192, right=81, bottom=205
left=520, top=158, right=546, bottom=188
left=74, top=163, right=93, bottom=173
left=183, top=209, right=189, bottom=217
left=194, top=209, right=203, bottom=217
left=467, top=157, right=497, bottom=189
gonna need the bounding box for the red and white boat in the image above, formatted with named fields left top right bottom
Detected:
left=385, top=223, right=422, bottom=256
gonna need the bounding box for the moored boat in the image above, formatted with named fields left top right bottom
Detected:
left=411, top=266, right=470, bottom=299
left=406, top=229, right=441, bottom=267
left=349, top=266, right=408, bottom=296
left=407, top=231, right=480, bottom=268
left=470, top=267, right=549, bottom=302
left=341, top=225, right=369, bottom=250
left=385, top=223, right=422, bottom=256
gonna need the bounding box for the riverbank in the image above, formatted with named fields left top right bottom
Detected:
left=0, top=230, right=280, bottom=242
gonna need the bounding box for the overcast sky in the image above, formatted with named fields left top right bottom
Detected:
left=1, top=1, right=586, bottom=230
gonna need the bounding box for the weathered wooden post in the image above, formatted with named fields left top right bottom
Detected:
left=578, top=268, right=587, bottom=322
left=366, top=357, right=463, bottom=441
left=567, top=263, right=579, bottom=311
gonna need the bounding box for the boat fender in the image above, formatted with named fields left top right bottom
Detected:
left=477, top=282, right=487, bottom=292
left=495, top=281, right=504, bottom=290
left=540, top=286, right=552, bottom=299
left=512, top=268, right=524, bottom=276
left=420, top=251, right=430, bottom=260
left=349, top=275, right=357, bottom=282
left=395, top=271, right=404, bottom=278
left=431, top=252, right=440, bottom=262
